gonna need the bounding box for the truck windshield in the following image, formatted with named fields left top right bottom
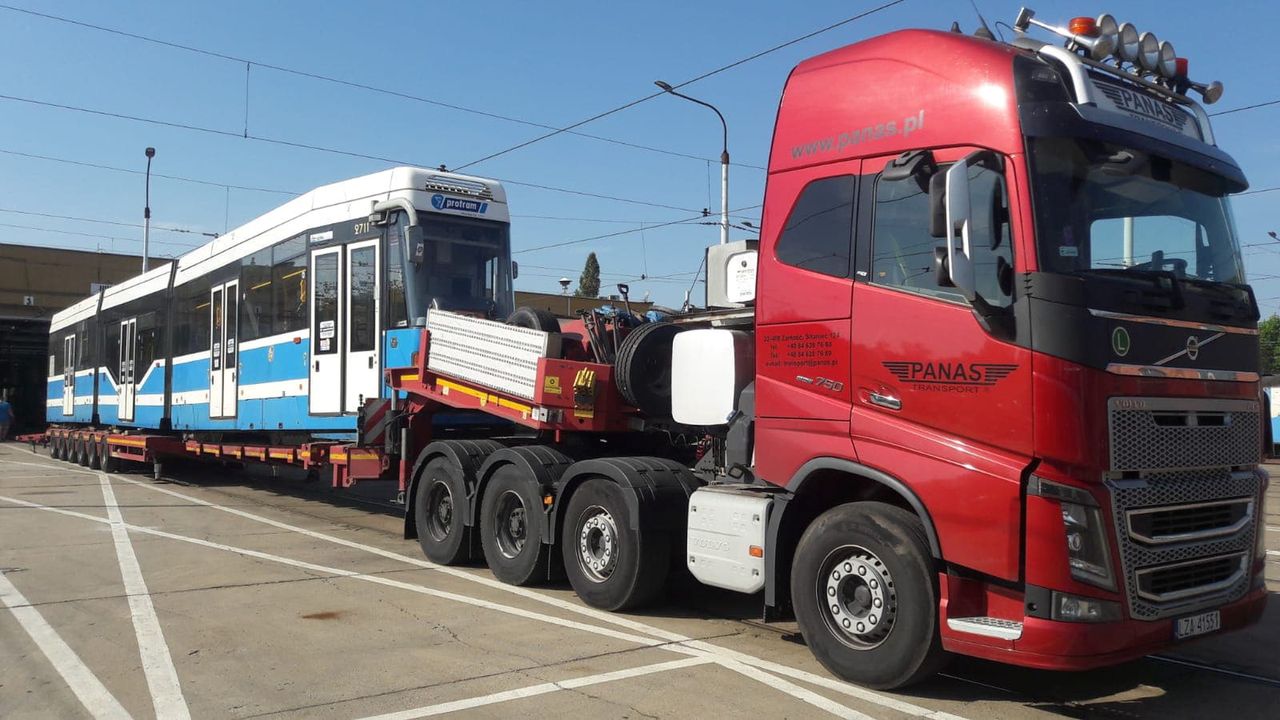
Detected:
left=1028, top=136, right=1245, bottom=285
left=413, top=212, right=511, bottom=317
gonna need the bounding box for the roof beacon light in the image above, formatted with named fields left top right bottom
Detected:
left=1014, top=7, right=1113, bottom=60
left=1069, top=16, right=1097, bottom=36
left=1157, top=41, right=1177, bottom=79
left=1137, top=31, right=1161, bottom=73
left=1117, top=22, right=1140, bottom=63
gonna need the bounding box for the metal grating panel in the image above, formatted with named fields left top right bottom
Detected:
left=426, top=311, right=559, bottom=401
left=1108, top=469, right=1259, bottom=619
left=1108, top=397, right=1259, bottom=471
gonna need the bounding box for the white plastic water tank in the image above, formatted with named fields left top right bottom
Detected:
left=671, top=329, right=753, bottom=426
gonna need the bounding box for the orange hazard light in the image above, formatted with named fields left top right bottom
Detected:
left=1069, top=16, right=1098, bottom=36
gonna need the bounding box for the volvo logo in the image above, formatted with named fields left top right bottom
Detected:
left=1186, top=335, right=1200, bottom=361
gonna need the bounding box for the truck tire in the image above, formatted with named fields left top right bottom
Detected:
left=561, top=478, right=669, bottom=610
left=49, top=435, right=61, bottom=460
left=75, top=437, right=89, bottom=466
left=615, top=322, right=683, bottom=418
left=87, top=439, right=101, bottom=470
left=790, top=502, right=947, bottom=689
left=480, top=464, right=552, bottom=586
left=413, top=455, right=472, bottom=565
left=506, top=306, right=561, bottom=334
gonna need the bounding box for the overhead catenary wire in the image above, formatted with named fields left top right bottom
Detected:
left=0, top=3, right=764, bottom=170
left=0, top=221, right=194, bottom=251
left=0, top=93, right=711, bottom=215
left=515, top=203, right=762, bottom=254
left=0, top=148, right=298, bottom=195
left=0, top=207, right=218, bottom=237
left=453, top=0, right=908, bottom=171
left=1209, top=98, right=1280, bottom=117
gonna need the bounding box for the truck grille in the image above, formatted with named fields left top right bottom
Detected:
left=1135, top=553, right=1248, bottom=603
left=1108, top=468, right=1259, bottom=619
left=1108, top=397, right=1259, bottom=471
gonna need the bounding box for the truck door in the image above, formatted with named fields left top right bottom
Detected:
left=848, top=148, right=1032, bottom=581
left=117, top=320, right=137, bottom=422
left=309, top=247, right=342, bottom=415
left=62, top=334, right=75, bottom=416
left=343, top=239, right=380, bottom=412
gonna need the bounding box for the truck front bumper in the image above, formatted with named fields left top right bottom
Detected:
left=942, top=586, right=1267, bottom=671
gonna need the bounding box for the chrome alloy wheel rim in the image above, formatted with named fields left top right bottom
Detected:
left=494, top=490, right=528, bottom=559
left=576, top=505, right=619, bottom=583
left=819, top=545, right=897, bottom=649
left=424, top=480, right=454, bottom=542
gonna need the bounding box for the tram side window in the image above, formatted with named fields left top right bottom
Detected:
left=135, top=312, right=158, bottom=383
left=387, top=218, right=407, bottom=328
left=273, top=236, right=307, bottom=335
left=242, top=248, right=273, bottom=341
left=174, top=281, right=211, bottom=355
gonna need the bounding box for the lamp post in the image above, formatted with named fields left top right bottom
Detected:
left=654, top=81, right=729, bottom=245
left=559, top=277, right=571, bottom=316
left=142, top=147, right=155, bottom=272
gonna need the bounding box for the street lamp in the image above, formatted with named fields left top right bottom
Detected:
left=654, top=80, right=729, bottom=245
left=559, top=277, right=571, bottom=316
left=142, top=147, right=155, bottom=272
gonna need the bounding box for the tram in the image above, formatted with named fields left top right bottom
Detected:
left=46, top=167, right=513, bottom=438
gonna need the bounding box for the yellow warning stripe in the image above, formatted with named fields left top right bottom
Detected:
left=112, top=438, right=147, bottom=448
left=399, top=374, right=420, bottom=382
left=269, top=450, right=294, bottom=460
left=437, top=379, right=532, bottom=415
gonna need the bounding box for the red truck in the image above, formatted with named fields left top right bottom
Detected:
left=43, top=7, right=1268, bottom=689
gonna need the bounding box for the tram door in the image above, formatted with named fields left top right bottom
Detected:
left=309, top=247, right=342, bottom=414
left=62, top=334, right=75, bottom=415
left=344, top=239, right=380, bottom=412
left=117, top=320, right=137, bottom=421
left=209, top=281, right=240, bottom=419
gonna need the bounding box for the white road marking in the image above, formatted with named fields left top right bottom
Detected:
left=98, top=473, right=191, bottom=720
left=0, top=491, right=877, bottom=719
left=1, top=450, right=966, bottom=719
left=354, top=656, right=714, bottom=720
left=0, top=570, right=132, bottom=720
left=112, top=474, right=968, bottom=719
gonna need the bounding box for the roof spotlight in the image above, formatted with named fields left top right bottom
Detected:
left=1137, top=32, right=1161, bottom=72
left=1157, top=41, right=1177, bottom=79
left=1117, top=22, right=1140, bottom=63
left=1096, top=14, right=1118, bottom=50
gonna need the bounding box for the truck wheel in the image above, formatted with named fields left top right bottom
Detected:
left=561, top=478, right=669, bottom=610
left=480, top=465, right=551, bottom=586
left=413, top=456, right=472, bottom=565
left=791, top=502, right=946, bottom=690
left=615, top=322, right=683, bottom=418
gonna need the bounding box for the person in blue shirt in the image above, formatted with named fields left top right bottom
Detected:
left=0, top=392, right=12, bottom=441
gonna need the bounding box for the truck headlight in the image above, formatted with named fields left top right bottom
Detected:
left=1061, top=501, right=1117, bottom=591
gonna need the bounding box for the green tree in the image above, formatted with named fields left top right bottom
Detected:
left=1259, top=314, right=1280, bottom=376
left=576, top=252, right=600, bottom=297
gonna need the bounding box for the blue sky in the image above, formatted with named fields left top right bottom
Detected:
left=1, top=0, right=1277, bottom=309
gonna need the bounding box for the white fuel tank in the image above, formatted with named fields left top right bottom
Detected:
left=671, top=329, right=753, bottom=426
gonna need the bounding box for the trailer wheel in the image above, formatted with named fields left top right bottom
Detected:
left=506, top=306, right=561, bottom=334
left=87, top=439, right=101, bottom=470
left=561, top=478, right=669, bottom=610
left=790, top=502, right=946, bottom=690
left=75, top=437, right=89, bottom=466
left=99, top=440, right=117, bottom=474
left=480, top=465, right=552, bottom=586
left=413, top=456, right=472, bottom=564
left=49, top=435, right=61, bottom=460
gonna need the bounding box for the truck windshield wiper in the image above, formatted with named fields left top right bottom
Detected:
left=1078, top=267, right=1185, bottom=309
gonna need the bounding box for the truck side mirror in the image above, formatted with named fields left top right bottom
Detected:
left=941, top=150, right=1002, bottom=301
left=933, top=246, right=954, bottom=288
left=928, top=171, right=947, bottom=238
left=403, top=225, right=425, bottom=266
left=511, top=260, right=519, bottom=279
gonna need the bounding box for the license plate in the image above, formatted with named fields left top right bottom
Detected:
left=1174, top=610, right=1221, bottom=640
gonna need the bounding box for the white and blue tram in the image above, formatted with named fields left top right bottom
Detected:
left=46, top=167, right=513, bottom=437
